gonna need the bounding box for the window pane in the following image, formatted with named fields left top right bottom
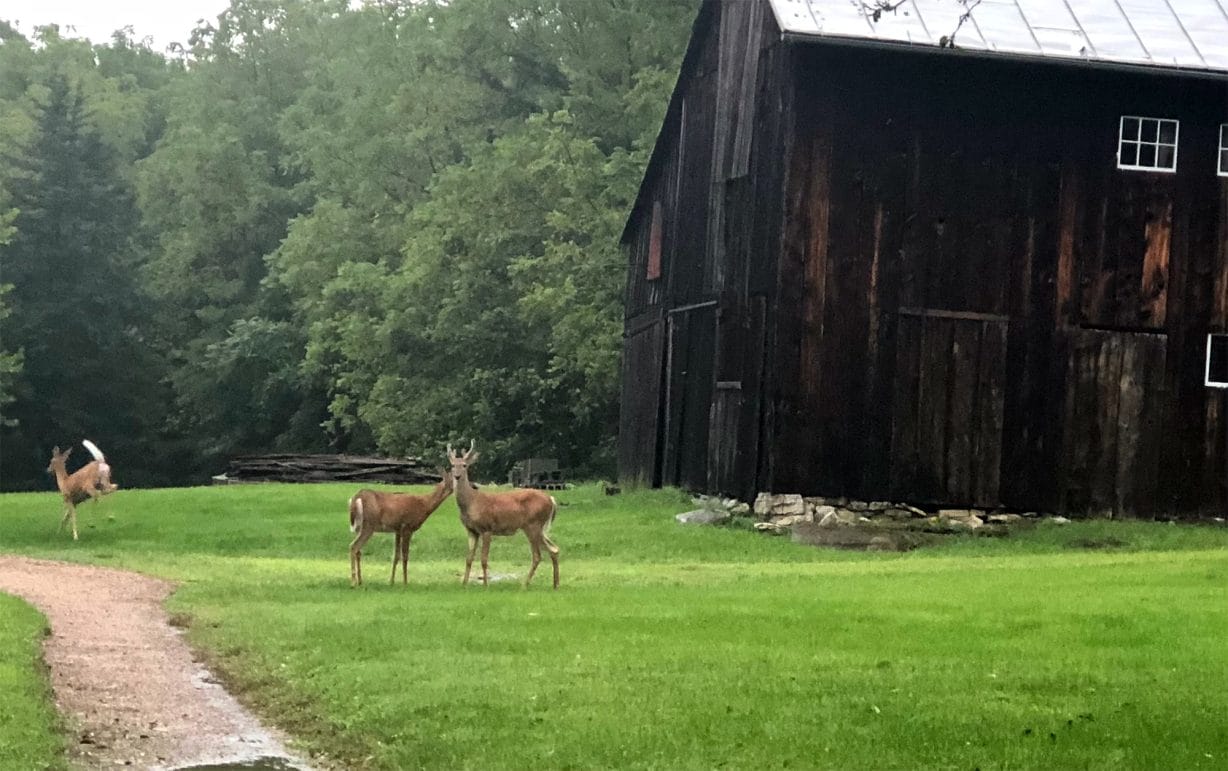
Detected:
left=1120, top=142, right=1139, bottom=167
left=1143, top=119, right=1160, bottom=142
left=1221, top=124, right=1227, bottom=150
left=1158, top=120, right=1177, bottom=145
left=1157, top=144, right=1175, bottom=169
left=1221, top=148, right=1228, bottom=175
left=1139, top=144, right=1157, bottom=167
left=1210, top=335, right=1228, bottom=384
left=1122, top=116, right=1140, bottom=141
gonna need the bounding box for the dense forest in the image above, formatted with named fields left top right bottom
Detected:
left=0, top=0, right=695, bottom=489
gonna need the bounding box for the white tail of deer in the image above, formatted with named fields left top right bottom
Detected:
left=46, top=439, right=119, bottom=540
left=447, top=440, right=560, bottom=589
left=348, top=470, right=454, bottom=587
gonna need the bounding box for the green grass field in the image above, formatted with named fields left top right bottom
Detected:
left=1, top=483, right=1226, bottom=769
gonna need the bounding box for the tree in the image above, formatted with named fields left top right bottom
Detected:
left=0, top=72, right=170, bottom=489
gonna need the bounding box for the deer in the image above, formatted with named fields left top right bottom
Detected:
left=348, top=469, right=454, bottom=587
left=47, top=440, right=119, bottom=541
left=447, top=440, right=560, bottom=589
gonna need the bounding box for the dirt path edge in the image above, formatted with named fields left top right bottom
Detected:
left=0, top=555, right=315, bottom=770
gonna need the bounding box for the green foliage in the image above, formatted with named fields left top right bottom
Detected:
left=2, top=484, right=1227, bottom=769
left=0, top=0, right=696, bottom=487
left=0, top=67, right=175, bottom=488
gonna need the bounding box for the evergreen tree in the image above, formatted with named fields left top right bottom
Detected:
left=0, top=73, right=170, bottom=489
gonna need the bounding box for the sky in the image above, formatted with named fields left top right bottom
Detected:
left=3, top=0, right=232, bottom=51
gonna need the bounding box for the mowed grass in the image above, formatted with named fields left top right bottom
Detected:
left=0, top=594, right=65, bottom=770
left=1, top=483, right=1227, bottom=769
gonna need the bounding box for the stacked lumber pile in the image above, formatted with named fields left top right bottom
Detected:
left=216, top=454, right=441, bottom=485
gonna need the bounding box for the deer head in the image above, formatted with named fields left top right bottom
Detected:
left=47, top=446, right=71, bottom=475
left=446, top=440, right=479, bottom=483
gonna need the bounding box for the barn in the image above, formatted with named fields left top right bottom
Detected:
left=617, top=0, right=1228, bottom=517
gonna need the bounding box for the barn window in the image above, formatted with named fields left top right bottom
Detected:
left=1117, top=116, right=1179, bottom=173
left=646, top=200, right=663, bottom=281
left=1206, top=334, right=1228, bottom=388
left=1219, top=125, right=1228, bottom=177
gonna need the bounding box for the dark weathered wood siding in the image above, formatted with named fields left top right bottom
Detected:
left=619, top=0, right=789, bottom=498
left=773, top=45, right=1228, bottom=516
left=620, top=1, right=1228, bottom=517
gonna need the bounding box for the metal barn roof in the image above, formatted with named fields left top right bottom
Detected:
left=768, top=0, right=1228, bottom=76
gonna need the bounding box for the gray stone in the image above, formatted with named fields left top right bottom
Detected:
left=880, top=508, right=916, bottom=521
left=753, top=521, right=789, bottom=535
left=986, top=513, right=1024, bottom=524
left=817, top=510, right=839, bottom=527
left=771, top=494, right=806, bottom=516
left=810, top=504, right=837, bottom=519
left=753, top=493, right=774, bottom=518
left=866, top=501, right=895, bottom=512
left=676, top=509, right=731, bottom=526
left=846, top=501, right=870, bottom=512
left=1051, top=516, right=1071, bottom=525
left=728, top=501, right=751, bottom=516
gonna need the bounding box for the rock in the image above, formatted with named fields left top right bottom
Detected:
left=902, top=504, right=928, bottom=518
left=729, top=501, right=751, bottom=516
left=676, top=510, right=730, bottom=526
left=880, top=507, right=916, bottom=521
left=770, top=514, right=811, bottom=528
left=810, top=504, right=837, bottom=519
left=986, top=513, right=1023, bottom=524
left=846, top=501, right=870, bottom=512
left=771, top=494, right=806, bottom=516
left=938, top=508, right=984, bottom=520
left=817, top=510, right=839, bottom=527
left=753, top=521, right=789, bottom=535
left=1051, top=516, right=1071, bottom=525
left=866, top=501, right=895, bottom=512
left=805, top=496, right=847, bottom=508
left=753, top=493, right=773, bottom=518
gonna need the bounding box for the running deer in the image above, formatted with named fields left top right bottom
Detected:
left=47, top=440, right=119, bottom=540
left=447, top=440, right=560, bottom=589
left=348, top=470, right=454, bottom=587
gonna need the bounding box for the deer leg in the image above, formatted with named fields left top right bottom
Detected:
left=463, top=530, right=479, bottom=585
left=390, top=531, right=402, bottom=585
left=480, top=532, right=492, bottom=587
left=58, top=503, right=72, bottom=533
left=401, top=531, right=412, bottom=585
left=544, top=534, right=560, bottom=589
left=525, top=529, right=542, bottom=587
left=350, top=529, right=373, bottom=587
left=69, top=503, right=79, bottom=541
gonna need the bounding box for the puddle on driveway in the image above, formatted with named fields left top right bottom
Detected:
left=172, top=757, right=305, bottom=771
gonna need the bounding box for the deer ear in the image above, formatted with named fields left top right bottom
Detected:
left=468, top=451, right=480, bottom=464
left=64, top=447, right=72, bottom=458
left=52, top=446, right=60, bottom=455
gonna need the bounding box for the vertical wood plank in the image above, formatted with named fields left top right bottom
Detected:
left=973, top=321, right=1007, bottom=506
left=945, top=321, right=979, bottom=501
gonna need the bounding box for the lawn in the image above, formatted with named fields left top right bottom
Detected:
left=1, top=482, right=1226, bottom=769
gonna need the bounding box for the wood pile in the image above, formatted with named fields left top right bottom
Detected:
left=216, top=454, right=441, bottom=485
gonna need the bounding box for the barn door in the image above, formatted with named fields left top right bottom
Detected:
left=617, top=319, right=666, bottom=487
left=706, top=297, right=767, bottom=498
left=1059, top=329, right=1166, bottom=517
left=890, top=310, right=1008, bottom=506
left=661, top=304, right=717, bottom=491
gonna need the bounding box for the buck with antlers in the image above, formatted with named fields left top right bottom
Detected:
left=47, top=440, right=119, bottom=540
left=447, top=440, right=560, bottom=589
left=348, top=470, right=454, bottom=587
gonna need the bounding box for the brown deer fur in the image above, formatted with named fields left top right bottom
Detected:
left=47, top=442, right=118, bottom=541
left=447, top=440, right=560, bottom=589
left=348, top=471, right=453, bottom=587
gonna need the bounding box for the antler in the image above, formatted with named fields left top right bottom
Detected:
left=464, top=439, right=476, bottom=461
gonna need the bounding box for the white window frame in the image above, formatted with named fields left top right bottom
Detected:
left=1219, top=124, right=1228, bottom=178
left=1117, top=116, right=1179, bottom=173
left=1205, top=333, right=1228, bottom=388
